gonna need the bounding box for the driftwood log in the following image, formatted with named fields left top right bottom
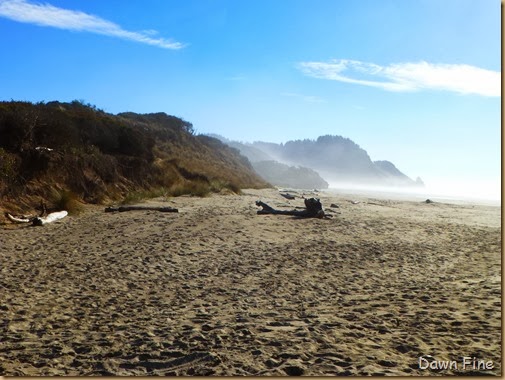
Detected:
left=5, top=210, right=68, bottom=226
left=280, top=193, right=296, bottom=200
left=5, top=213, right=34, bottom=224
left=256, top=198, right=329, bottom=218
left=105, top=206, right=179, bottom=213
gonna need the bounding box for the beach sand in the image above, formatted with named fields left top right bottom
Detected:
left=0, top=188, right=501, bottom=376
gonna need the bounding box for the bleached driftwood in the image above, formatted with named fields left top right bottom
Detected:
left=5, top=201, right=47, bottom=224
left=5, top=213, right=33, bottom=223
left=32, top=211, right=68, bottom=226
left=5, top=210, right=68, bottom=226
left=104, top=206, right=179, bottom=213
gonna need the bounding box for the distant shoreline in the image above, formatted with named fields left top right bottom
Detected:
left=324, top=186, right=500, bottom=207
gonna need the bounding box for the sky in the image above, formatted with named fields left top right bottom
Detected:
left=0, top=0, right=501, bottom=200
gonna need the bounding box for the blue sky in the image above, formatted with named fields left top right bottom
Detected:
left=0, top=0, right=501, bottom=199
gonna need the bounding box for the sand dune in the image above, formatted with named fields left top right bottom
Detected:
left=0, top=188, right=501, bottom=376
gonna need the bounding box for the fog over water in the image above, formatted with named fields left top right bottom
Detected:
left=326, top=179, right=500, bottom=206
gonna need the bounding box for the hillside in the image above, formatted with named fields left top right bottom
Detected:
left=207, top=134, right=274, bottom=163
left=252, top=161, right=329, bottom=189
left=210, top=135, right=329, bottom=189
left=0, top=101, right=268, bottom=212
left=214, top=134, right=421, bottom=188
left=249, top=136, right=421, bottom=187
left=374, top=160, right=417, bottom=186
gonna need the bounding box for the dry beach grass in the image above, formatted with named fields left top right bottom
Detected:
left=0, top=188, right=501, bottom=376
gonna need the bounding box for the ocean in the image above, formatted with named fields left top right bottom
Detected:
left=325, top=184, right=500, bottom=207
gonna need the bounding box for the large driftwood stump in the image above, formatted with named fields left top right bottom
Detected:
left=256, top=198, right=328, bottom=218
left=104, top=206, right=179, bottom=213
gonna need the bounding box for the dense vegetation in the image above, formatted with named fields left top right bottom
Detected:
left=0, top=100, right=268, bottom=212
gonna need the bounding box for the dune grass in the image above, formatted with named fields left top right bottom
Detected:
left=121, top=188, right=171, bottom=205
left=0, top=101, right=269, bottom=213
left=49, top=189, right=84, bottom=214
left=119, top=179, right=242, bottom=205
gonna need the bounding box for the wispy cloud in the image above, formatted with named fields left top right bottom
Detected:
left=298, top=59, right=500, bottom=97
left=281, top=92, right=325, bottom=103
left=0, top=0, right=185, bottom=49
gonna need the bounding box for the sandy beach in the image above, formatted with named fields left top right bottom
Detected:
left=0, top=188, right=501, bottom=376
